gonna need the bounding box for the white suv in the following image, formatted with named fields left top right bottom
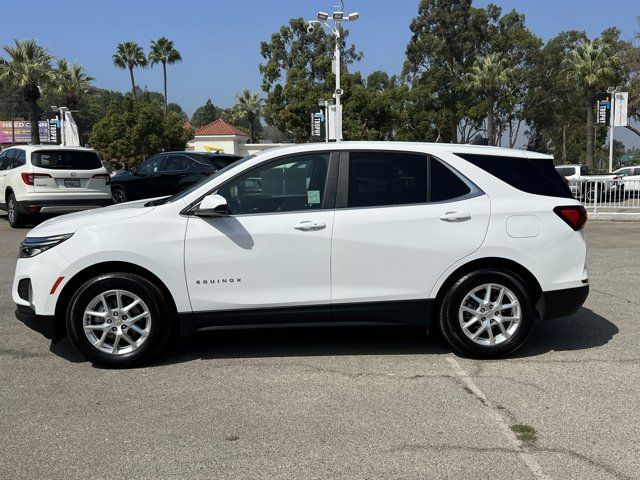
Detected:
left=12, top=142, right=589, bottom=367
left=0, top=145, right=112, bottom=228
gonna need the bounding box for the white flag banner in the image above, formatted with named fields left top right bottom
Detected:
left=613, top=92, right=628, bottom=127
left=63, top=110, right=81, bottom=146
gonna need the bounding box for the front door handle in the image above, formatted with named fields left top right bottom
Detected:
left=293, top=221, right=326, bottom=231
left=439, top=211, right=472, bottom=222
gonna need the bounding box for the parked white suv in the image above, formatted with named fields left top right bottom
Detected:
left=13, top=142, right=589, bottom=367
left=0, top=145, right=112, bottom=228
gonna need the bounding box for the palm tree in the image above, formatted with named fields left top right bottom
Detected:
left=231, top=89, right=264, bottom=143
left=465, top=53, right=512, bottom=146
left=54, top=59, right=94, bottom=112
left=112, top=41, right=147, bottom=99
left=148, top=37, right=182, bottom=113
left=564, top=39, right=618, bottom=169
left=0, top=39, right=54, bottom=144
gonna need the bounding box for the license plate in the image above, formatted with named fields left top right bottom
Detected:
left=64, top=179, right=81, bottom=188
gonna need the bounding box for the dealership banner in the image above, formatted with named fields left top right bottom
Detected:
left=0, top=120, right=59, bottom=144
left=613, top=92, right=628, bottom=127
left=596, top=93, right=611, bottom=126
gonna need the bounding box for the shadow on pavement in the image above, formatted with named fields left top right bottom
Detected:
left=514, top=307, right=618, bottom=358
left=47, top=307, right=618, bottom=366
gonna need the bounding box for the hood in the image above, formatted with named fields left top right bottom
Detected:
left=28, top=198, right=158, bottom=238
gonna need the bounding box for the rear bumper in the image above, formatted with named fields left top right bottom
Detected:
left=539, top=285, right=589, bottom=320
left=16, top=198, right=113, bottom=214
left=15, top=305, right=59, bottom=341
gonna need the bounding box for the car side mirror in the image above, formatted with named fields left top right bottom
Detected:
left=194, top=194, right=229, bottom=217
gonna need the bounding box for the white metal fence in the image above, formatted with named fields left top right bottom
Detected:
left=568, top=179, right=640, bottom=214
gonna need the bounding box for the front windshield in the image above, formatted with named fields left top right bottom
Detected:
left=160, top=154, right=256, bottom=205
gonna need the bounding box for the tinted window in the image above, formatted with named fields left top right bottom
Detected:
left=456, top=153, right=573, bottom=199
left=7, top=150, right=26, bottom=169
left=217, top=153, right=329, bottom=215
left=163, top=154, right=191, bottom=171
left=347, top=152, right=470, bottom=208
left=556, top=167, right=575, bottom=177
left=430, top=158, right=471, bottom=202
left=0, top=150, right=8, bottom=170
left=138, top=155, right=163, bottom=174
left=32, top=150, right=102, bottom=170
left=633, top=168, right=640, bottom=176
left=580, top=165, right=589, bottom=175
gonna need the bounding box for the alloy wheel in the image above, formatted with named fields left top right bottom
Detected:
left=458, top=283, right=521, bottom=346
left=83, top=289, right=152, bottom=356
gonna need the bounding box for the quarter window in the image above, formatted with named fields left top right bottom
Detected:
left=346, top=152, right=470, bottom=208
left=217, top=153, right=330, bottom=215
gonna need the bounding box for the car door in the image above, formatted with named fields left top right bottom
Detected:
left=131, top=155, right=166, bottom=200
left=629, top=167, right=640, bottom=193
left=161, top=154, right=197, bottom=194
left=184, top=152, right=337, bottom=325
left=330, top=150, right=490, bottom=325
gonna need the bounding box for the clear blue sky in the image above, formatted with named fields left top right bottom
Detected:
left=3, top=0, right=639, bottom=144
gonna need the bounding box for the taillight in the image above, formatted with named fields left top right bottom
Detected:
left=554, top=206, right=587, bottom=231
left=92, top=174, right=111, bottom=185
left=21, top=172, right=52, bottom=185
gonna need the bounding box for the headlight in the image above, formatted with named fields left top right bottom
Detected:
left=19, top=233, right=74, bottom=258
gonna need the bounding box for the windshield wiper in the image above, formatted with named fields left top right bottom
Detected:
left=144, top=196, right=171, bottom=207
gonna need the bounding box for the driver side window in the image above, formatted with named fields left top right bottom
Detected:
left=217, top=153, right=330, bottom=215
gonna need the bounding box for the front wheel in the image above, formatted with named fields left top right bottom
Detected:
left=66, top=273, right=172, bottom=367
left=439, top=269, right=535, bottom=358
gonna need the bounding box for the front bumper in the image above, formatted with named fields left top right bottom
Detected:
left=539, top=284, right=589, bottom=320
left=17, top=198, right=113, bottom=214
left=15, top=305, right=59, bottom=340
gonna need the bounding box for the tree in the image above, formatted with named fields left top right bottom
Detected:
left=259, top=17, right=361, bottom=142
left=190, top=99, right=222, bottom=128
left=404, top=0, right=490, bottom=143
left=112, top=41, right=148, bottom=99
left=465, top=53, right=512, bottom=145
left=230, top=89, right=264, bottom=143
left=148, top=37, right=182, bottom=113
left=54, top=59, right=94, bottom=113
left=89, top=96, right=192, bottom=167
left=564, top=38, right=619, bottom=169
left=0, top=39, right=54, bottom=144
left=625, top=18, right=640, bottom=139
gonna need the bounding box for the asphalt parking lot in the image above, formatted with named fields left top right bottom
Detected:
left=1, top=216, right=639, bottom=480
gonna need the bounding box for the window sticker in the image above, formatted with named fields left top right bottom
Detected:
left=307, top=190, right=320, bottom=205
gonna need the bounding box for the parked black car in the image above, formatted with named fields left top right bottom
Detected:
left=110, top=151, right=242, bottom=203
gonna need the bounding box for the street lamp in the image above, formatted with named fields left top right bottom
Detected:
left=607, top=86, right=621, bottom=173
left=307, top=3, right=359, bottom=142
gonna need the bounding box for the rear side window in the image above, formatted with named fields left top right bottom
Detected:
left=456, top=153, right=572, bottom=199
left=31, top=150, right=102, bottom=170
left=634, top=168, right=640, bottom=176
left=555, top=167, right=575, bottom=177
left=7, top=150, right=26, bottom=169
left=163, top=154, right=191, bottom=171
left=346, top=152, right=471, bottom=208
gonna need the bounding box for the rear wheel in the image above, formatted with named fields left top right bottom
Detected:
left=439, top=269, right=535, bottom=358
left=7, top=193, right=27, bottom=228
left=111, top=187, right=127, bottom=204
left=66, top=273, right=172, bottom=367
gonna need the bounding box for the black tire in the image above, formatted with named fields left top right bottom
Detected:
left=111, top=187, right=127, bottom=204
left=66, top=272, right=172, bottom=367
left=439, top=269, right=535, bottom=359
left=7, top=193, right=27, bottom=228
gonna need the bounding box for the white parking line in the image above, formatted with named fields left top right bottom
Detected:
left=446, top=356, right=550, bottom=480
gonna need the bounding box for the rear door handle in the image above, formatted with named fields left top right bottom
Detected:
left=439, top=211, right=471, bottom=222
left=293, top=221, right=326, bottom=231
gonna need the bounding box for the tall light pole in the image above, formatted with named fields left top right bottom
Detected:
left=607, top=86, right=620, bottom=173
left=307, top=5, right=359, bottom=142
